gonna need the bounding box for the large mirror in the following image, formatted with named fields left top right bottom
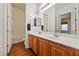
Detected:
left=43, top=13, right=48, bottom=32
left=41, top=5, right=56, bottom=33
left=39, top=3, right=79, bottom=35
left=55, top=3, right=77, bottom=35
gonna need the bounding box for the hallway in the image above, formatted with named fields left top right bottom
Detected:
left=8, top=42, right=36, bottom=56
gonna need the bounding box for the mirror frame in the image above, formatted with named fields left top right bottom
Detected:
left=55, top=4, right=77, bottom=35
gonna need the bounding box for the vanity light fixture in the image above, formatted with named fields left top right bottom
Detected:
left=40, top=3, right=56, bottom=12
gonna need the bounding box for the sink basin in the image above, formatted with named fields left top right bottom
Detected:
left=41, top=34, right=54, bottom=39
left=32, top=31, right=55, bottom=39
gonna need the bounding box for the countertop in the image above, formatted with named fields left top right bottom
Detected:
left=29, top=31, right=79, bottom=50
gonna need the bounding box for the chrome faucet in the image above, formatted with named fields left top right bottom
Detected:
left=38, top=31, right=42, bottom=34
left=38, top=30, right=42, bottom=34
left=54, top=34, right=59, bottom=37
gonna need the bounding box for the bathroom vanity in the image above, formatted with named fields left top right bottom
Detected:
left=29, top=32, right=79, bottom=56
left=28, top=3, right=79, bottom=56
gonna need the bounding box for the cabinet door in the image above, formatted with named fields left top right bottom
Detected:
left=74, top=49, right=79, bottom=56
left=32, top=36, right=38, bottom=54
left=38, top=38, right=49, bottom=56
left=29, top=35, right=33, bottom=48
left=55, top=43, right=74, bottom=56
left=50, top=46, right=67, bottom=56
left=49, top=42, right=65, bottom=56
left=49, top=42, right=74, bottom=56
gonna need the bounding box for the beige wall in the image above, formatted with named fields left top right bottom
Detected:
left=12, top=4, right=25, bottom=44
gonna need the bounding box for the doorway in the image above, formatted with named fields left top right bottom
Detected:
left=7, top=3, right=26, bottom=54
left=11, top=3, right=26, bottom=44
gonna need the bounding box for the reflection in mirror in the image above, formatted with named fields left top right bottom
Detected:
left=43, top=13, right=48, bottom=32
left=30, top=16, right=42, bottom=32
left=31, top=17, right=41, bottom=27
left=55, top=3, right=78, bottom=35
left=42, top=5, right=55, bottom=33
left=61, top=12, right=71, bottom=34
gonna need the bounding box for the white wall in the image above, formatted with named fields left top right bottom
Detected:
left=25, top=3, right=38, bottom=48
left=77, top=4, right=79, bottom=35
left=0, top=3, right=4, bottom=56
left=26, top=3, right=38, bottom=23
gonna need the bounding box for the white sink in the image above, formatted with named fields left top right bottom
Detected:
left=40, top=34, right=54, bottom=39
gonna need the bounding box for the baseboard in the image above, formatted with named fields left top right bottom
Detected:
left=7, top=46, right=12, bottom=56
left=12, top=38, right=25, bottom=44
left=12, top=40, right=24, bottom=45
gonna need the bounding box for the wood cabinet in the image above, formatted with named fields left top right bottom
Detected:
left=73, top=49, right=79, bottom=56
left=29, top=34, right=79, bottom=56
left=50, top=46, right=66, bottom=56
left=29, top=35, right=38, bottom=54
left=49, top=42, right=74, bottom=56
left=29, top=35, right=33, bottom=48
left=38, top=38, right=49, bottom=56
left=32, top=36, right=38, bottom=54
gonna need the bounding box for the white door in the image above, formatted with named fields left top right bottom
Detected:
left=3, top=3, right=8, bottom=55
left=3, top=3, right=12, bottom=55
left=7, top=4, right=12, bottom=53
left=0, top=3, right=12, bottom=56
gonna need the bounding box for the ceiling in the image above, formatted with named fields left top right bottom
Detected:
left=55, top=3, right=75, bottom=8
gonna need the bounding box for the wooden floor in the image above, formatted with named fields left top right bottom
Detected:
left=8, top=42, right=36, bottom=56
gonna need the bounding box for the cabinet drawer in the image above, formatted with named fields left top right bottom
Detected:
left=54, top=42, right=74, bottom=56
left=49, top=41, right=74, bottom=56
